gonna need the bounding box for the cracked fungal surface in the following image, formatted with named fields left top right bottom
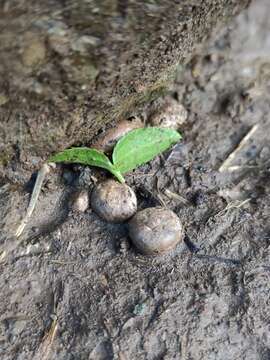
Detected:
left=129, top=207, right=183, bottom=255
left=91, top=180, right=137, bottom=223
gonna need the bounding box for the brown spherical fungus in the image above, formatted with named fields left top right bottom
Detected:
left=91, top=179, right=137, bottom=223
left=129, top=207, right=183, bottom=255
left=92, top=118, right=143, bottom=153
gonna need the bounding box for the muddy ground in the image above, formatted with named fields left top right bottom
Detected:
left=1, top=0, right=270, bottom=359
left=0, top=0, right=249, bottom=164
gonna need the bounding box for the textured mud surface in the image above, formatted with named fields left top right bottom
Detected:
left=0, top=0, right=249, bottom=174
left=1, top=1, right=270, bottom=359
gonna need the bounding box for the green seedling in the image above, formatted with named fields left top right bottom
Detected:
left=49, top=127, right=181, bottom=183
left=49, top=147, right=125, bottom=183
left=15, top=127, right=181, bottom=237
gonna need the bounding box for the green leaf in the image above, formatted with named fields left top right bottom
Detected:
left=112, top=127, right=181, bottom=174
left=48, top=147, right=125, bottom=183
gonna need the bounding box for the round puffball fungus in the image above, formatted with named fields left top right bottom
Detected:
left=92, top=118, right=143, bottom=153
left=128, top=207, right=183, bottom=255
left=91, top=179, right=137, bottom=223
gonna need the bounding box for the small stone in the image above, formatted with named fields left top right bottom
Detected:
left=259, top=146, right=270, bottom=161
left=64, top=56, right=99, bottom=84
left=91, top=180, right=137, bottom=223
left=0, top=94, right=8, bottom=106
left=129, top=207, right=184, bottom=255
left=89, top=340, right=113, bottom=360
left=117, top=237, right=131, bottom=254
left=149, top=98, right=188, bottom=130
left=35, top=19, right=68, bottom=36
left=48, top=34, right=70, bottom=56
left=71, top=35, right=101, bottom=54
left=22, top=35, right=46, bottom=67
left=133, top=302, right=148, bottom=316
left=32, top=81, right=44, bottom=95
left=71, top=190, right=89, bottom=212
left=80, top=63, right=99, bottom=82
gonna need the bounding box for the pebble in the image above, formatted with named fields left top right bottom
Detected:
left=259, top=146, right=270, bottom=160
left=48, top=34, right=70, bottom=56
left=133, top=302, right=148, bottom=316
left=117, top=237, right=131, bottom=254
left=63, top=57, right=99, bottom=84
left=35, top=19, right=68, bottom=36
left=149, top=98, right=188, bottom=130
left=71, top=35, right=101, bottom=54
left=70, top=190, right=89, bottom=212
left=0, top=94, right=8, bottom=106
left=89, top=341, right=113, bottom=360
left=22, top=35, right=46, bottom=67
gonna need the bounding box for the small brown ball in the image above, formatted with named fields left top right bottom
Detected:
left=128, top=207, right=183, bottom=255
left=92, top=118, right=143, bottom=153
left=91, top=179, right=137, bottom=223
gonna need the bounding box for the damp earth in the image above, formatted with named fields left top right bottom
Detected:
left=1, top=1, right=270, bottom=359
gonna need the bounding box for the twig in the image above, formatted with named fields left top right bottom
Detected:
left=226, top=165, right=254, bottom=172
left=218, top=124, right=259, bottom=172
left=126, top=171, right=156, bottom=179
left=47, top=259, right=78, bottom=265
left=156, top=193, right=167, bottom=208
left=0, top=250, right=6, bottom=262
left=216, top=198, right=251, bottom=218
left=224, top=198, right=251, bottom=211
left=226, top=161, right=270, bottom=172
left=15, top=163, right=55, bottom=237
left=33, top=316, right=58, bottom=360
left=164, top=188, right=190, bottom=205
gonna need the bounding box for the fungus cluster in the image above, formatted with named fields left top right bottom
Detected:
left=87, top=179, right=183, bottom=255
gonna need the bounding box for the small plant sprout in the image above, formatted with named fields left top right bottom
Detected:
left=15, top=127, right=181, bottom=236
left=49, top=127, right=181, bottom=181
left=49, top=147, right=125, bottom=183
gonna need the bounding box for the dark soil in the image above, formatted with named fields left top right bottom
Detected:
left=1, top=1, right=270, bottom=359
left=0, top=0, right=249, bottom=167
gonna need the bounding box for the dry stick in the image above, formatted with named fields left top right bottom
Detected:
left=33, top=317, right=58, bottom=360
left=218, top=124, right=259, bottom=172
left=227, top=162, right=270, bottom=172
left=223, top=198, right=251, bottom=212
left=164, top=188, right=190, bottom=206
left=226, top=165, right=253, bottom=172
left=15, top=163, right=55, bottom=238
left=0, top=250, right=6, bottom=262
